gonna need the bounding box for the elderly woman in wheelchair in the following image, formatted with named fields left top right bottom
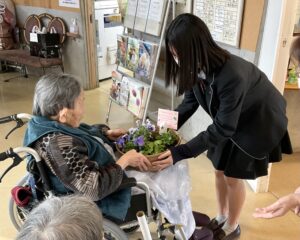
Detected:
left=6, top=73, right=212, bottom=240
left=24, top=73, right=151, bottom=221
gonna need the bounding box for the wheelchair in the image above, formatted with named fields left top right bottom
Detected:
left=0, top=113, right=187, bottom=240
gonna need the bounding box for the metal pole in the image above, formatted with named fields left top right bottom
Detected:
left=142, top=0, right=172, bottom=124
left=171, top=0, right=176, bottom=110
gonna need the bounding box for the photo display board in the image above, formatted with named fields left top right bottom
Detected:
left=193, top=0, right=244, bottom=47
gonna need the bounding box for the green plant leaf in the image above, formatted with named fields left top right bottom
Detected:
left=120, top=126, right=178, bottom=155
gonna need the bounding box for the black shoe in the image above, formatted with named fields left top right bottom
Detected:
left=206, top=218, right=225, bottom=232
left=213, top=225, right=241, bottom=240
left=189, top=228, right=214, bottom=240
left=193, top=211, right=210, bottom=227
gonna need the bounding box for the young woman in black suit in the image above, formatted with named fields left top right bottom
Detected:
left=153, top=13, right=292, bottom=240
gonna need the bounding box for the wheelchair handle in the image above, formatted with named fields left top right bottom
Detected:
left=0, top=147, right=41, bottom=183
left=0, top=113, right=32, bottom=123
left=0, top=115, right=14, bottom=124
left=0, top=151, right=8, bottom=161
left=0, top=113, right=32, bottom=139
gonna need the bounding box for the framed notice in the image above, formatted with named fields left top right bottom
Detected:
left=59, top=0, right=80, bottom=8
left=145, top=0, right=167, bottom=36
left=293, top=1, right=300, bottom=36
left=124, top=0, right=138, bottom=29
left=134, top=0, right=151, bottom=32
left=193, top=0, right=244, bottom=47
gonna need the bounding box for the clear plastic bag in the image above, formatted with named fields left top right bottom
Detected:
left=126, top=160, right=194, bottom=239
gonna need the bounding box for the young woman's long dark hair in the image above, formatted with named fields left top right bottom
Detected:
left=165, top=13, right=230, bottom=95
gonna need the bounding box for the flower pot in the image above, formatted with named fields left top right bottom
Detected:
left=116, top=130, right=181, bottom=172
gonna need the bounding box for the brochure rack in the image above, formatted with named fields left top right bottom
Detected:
left=106, top=0, right=184, bottom=124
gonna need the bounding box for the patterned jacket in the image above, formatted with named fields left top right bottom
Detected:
left=32, top=131, right=123, bottom=201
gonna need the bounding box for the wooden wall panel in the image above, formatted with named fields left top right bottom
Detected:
left=240, top=0, right=265, bottom=51
left=12, top=0, right=80, bottom=12
left=81, top=0, right=98, bottom=89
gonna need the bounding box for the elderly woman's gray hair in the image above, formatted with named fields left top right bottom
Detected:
left=16, top=195, right=103, bottom=240
left=33, top=73, right=82, bottom=117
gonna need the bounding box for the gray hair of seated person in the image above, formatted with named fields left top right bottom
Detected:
left=32, top=73, right=82, bottom=117
left=16, top=195, right=104, bottom=240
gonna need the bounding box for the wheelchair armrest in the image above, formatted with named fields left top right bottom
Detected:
left=118, top=177, right=137, bottom=190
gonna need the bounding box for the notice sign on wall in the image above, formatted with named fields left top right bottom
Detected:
left=193, top=0, right=244, bottom=47
left=59, top=0, right=80, bottom=8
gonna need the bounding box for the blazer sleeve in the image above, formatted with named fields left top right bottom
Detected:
left=175, top=89, right=199, bottom=129
left=172, top=75, right=247, bottom=163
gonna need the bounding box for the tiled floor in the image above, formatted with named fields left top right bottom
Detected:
left=0, top=73, right=299, bottom=240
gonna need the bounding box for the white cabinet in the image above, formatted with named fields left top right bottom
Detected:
left=95, top=0, right=123, bottom=80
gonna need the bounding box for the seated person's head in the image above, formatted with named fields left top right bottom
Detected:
left=291, top=37, right=300, bottom=63
left=16, top=195, right=104, bottom=240
left=33, top=73, right=84, bottom=128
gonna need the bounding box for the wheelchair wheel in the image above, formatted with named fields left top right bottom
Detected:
left=103, top=218, right=128, bottom=240
left=9, top=197, right=29, bottom=231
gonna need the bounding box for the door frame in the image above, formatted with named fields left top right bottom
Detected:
left=248, top=0, right=298, bottom=192
left=80, top=0, right=98, bottom=89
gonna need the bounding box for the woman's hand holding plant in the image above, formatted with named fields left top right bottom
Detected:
left=117, top=149, right=151, bottom=171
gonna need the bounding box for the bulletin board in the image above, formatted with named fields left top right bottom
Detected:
left=193, top=0, right=244, bottom=47
left=12, top=0, right=80, bottom=12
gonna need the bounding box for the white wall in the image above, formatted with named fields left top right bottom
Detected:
left=258, top=1, right=283, bottom=81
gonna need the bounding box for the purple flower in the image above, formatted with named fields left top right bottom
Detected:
left=117, top=137, right=125, bottom=148
left=122, top=134, right=129, bottom=141
left=129, top=127, right=137, bottom=135
left=134, top=136, right=144, bottom=147
left=145, top=119, right=155, bottom=132
left=146, top=124, right=155, bottom=132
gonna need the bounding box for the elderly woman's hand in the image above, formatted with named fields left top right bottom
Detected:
left=106, top=128, right=127, bottom=141
left=117, top=149, right=151, bottom=171
left=151, top=150, right=173, bottom=171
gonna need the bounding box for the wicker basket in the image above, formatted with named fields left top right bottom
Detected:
left=116, top=130, right=181, bottom=172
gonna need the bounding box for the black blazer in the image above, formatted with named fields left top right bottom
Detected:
left=172, top=54, right=289, bottom=162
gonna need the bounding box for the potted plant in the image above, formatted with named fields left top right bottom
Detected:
left=116, top=120, right=180, bottom=171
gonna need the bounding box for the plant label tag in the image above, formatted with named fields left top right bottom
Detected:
left=157, top=108, right=178, bottom=130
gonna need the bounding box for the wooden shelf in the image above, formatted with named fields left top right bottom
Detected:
left=285, top=81, right=299, bottom=90
left=66, top=32, right=80, bottom=39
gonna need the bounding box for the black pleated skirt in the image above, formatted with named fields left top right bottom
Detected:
left=207, top=131, right=293, bottom=180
